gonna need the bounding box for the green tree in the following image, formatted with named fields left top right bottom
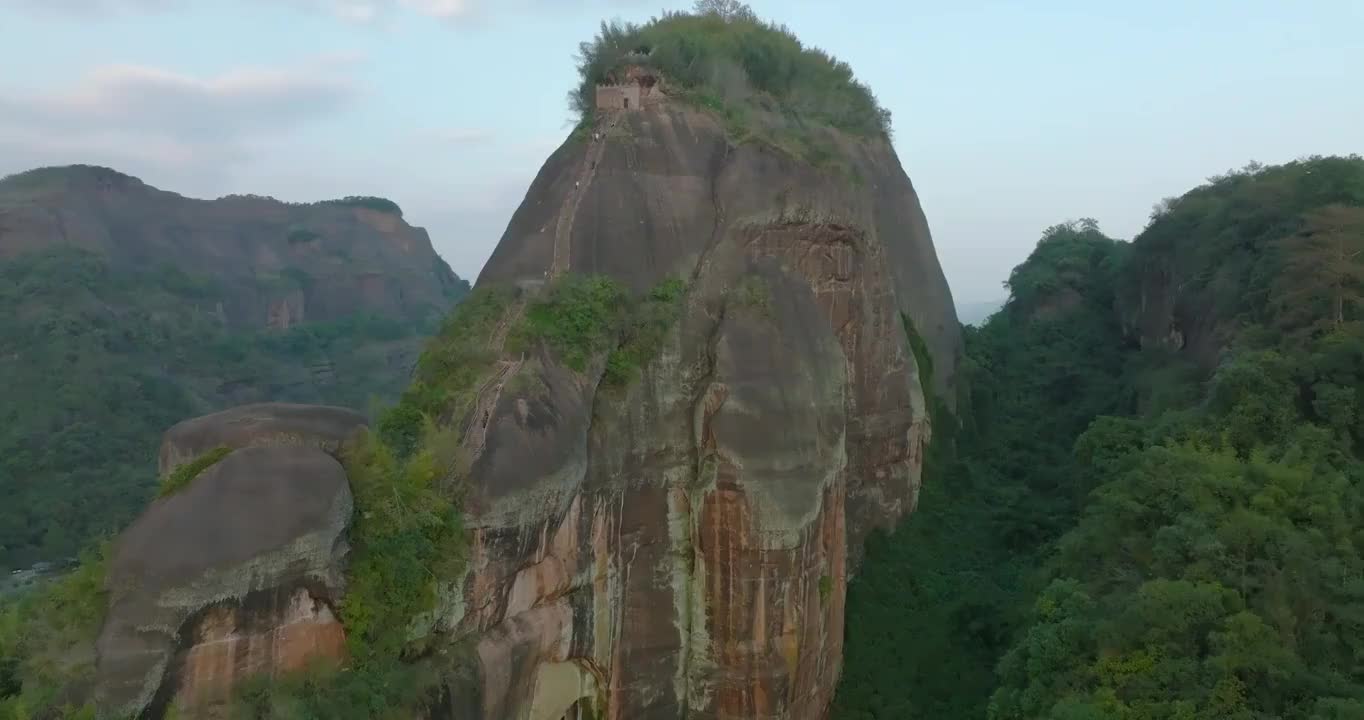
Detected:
left=693, top=0, right=757, bottom=21
left=839, top=156, right=1364, bottom=720
left=1273, top=204, right=1364, bottom=331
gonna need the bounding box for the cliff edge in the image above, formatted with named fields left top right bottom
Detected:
left=60, top=8, right=963, bottom=719
left=430, top=78, right=960, bottom=719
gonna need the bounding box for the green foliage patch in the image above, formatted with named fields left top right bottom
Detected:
left=339, top=421, right=466, bottom=663
left=513, top=274, right=688, bottom=385
left=387, top=285, right=517, bottom=458
left=229, top=657, right=437, bottom=720
left=604, top=276, right=687, bottom=385
left=515, top=276, right=628, bottom=372
left=571, top=1, right=891, bottom=138
left=0, top=245, right=458, bottom=570
left=321, top=196, right=404, bottom=216
left=0, top=544, right=110, bottom=719
left=157, top=446, right=232, bottom=498
left=1127, top=155, right=1364, bottom=340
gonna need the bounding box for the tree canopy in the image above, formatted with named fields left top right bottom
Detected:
left=0, top=246, right=461, bottom=570
left=570, top=1, right=891, bottom=137
left=836, top=155, right=1364, bottom=719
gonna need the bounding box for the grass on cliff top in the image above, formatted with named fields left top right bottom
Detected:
left=339, top=421, right=466, bottom=664
left=571, top=1, right=890, bottom=138
left=157, top=446, right=232, bottom=498
left=511, top=274, right=688, bottom=385
left=319, top=196, right=403, bottom=217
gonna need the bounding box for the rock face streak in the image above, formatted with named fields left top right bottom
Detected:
left=439, top=105, right=961, bottom=719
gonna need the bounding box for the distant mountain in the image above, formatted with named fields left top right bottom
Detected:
left=956, top=298, right=1004, bottom=326
left=0, top=165, right=468, bottom=569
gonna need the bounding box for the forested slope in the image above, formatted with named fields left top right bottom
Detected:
left=836, top=155, right=1364, bottom=719
left=0, top=166, right=469, bottom=571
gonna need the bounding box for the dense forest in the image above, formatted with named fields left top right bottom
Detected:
left=836, top=155, right=1364, bottom=719
left=3, top=1, right=1360, bottom=715
left=0, top=246, right=466, bottom=572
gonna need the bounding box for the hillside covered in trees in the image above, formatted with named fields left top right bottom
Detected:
left=835, top=155, right=1364, bottom=719
left=0, top=166, right=469, bottom=572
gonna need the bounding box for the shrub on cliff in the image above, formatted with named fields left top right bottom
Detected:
left=340, top=422, right=466, bottom=663
left=321, top=196, right=404, bottom=216
left=0, top=544, right=109, bottom=719
left=570, top=1, right=891, bottom=137
left=157, top=446, right=232, bottom=498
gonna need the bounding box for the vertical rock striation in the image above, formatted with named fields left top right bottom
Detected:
left=85, top=101, right=959, bottom=720
left=435, top=104, right=960, bottom=719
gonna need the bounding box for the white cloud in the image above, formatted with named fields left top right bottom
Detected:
left=294, top=0, right=642, bottom=25
left=284, top=0, right=476, bottom=23
left=0, top=57, right=360, bottom=140
left=0, top=57, right=363, bottom=193
left=0, top=51, right=540, bottom=280
left=397, top=0, right=473, bottom=18
left=7, top=0, right=651, bottom=23
left=417, top=127, right=497, bottom=145
left=10, top=0, right=487, bottom=21
left=5, top=0, right=173, bottom=14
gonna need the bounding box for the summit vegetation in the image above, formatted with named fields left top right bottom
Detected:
left=571, top=0, right=891, bottom=138
left=836, top=155, right=1364, bottom=719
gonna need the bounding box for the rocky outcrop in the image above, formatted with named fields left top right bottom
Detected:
left=157, top=402, right=368, bottom=476
left=435, top=103, right=960, bottom=719
left=94, top=404, right=364, bottom=718
left=79, top=97, right=958, bottom=720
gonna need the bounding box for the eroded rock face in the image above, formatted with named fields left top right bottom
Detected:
left=95, top=405, right=364, bottom=717
left=437, top=104, right=960, bottom=719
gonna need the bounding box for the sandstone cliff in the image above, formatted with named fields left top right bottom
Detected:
left=427, top=101, right=961, bottom=719
left=97, top=404, right=365, bottom=718
left=76, top=97, right=961, bottom=719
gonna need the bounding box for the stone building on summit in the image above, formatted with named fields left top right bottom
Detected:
left=595, top=60, right=661, bottom=111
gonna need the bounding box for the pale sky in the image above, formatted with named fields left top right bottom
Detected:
left=1, top=0, right=1360, bottom=303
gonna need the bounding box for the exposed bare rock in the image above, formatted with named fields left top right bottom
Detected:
left=435, top=102, right=959, bottom=719
left=82, top=93, right=958, bottom=720
left=157, top=402, right=366, bottom=476
left=93, top=407, right=362, bottom=717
